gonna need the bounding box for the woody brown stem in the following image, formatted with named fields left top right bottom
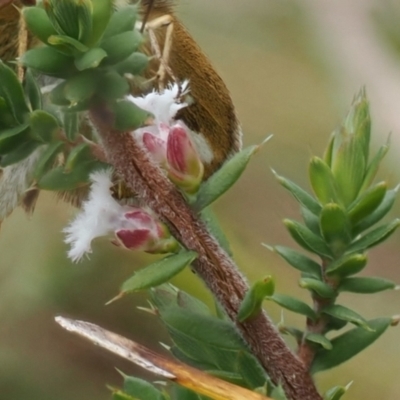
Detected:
left=90, top=106, right=322, bottom=400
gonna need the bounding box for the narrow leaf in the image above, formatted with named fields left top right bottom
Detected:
left=305, top=333, right=332, bottom=350
left=347, top=219, right=400, bottom=253
left=311, top=317, right=393, bottom=373
left=299, top=278, right=336, bottom=298
left=272, top=169, right=321, bottom=214
left=194, top=145, right=258, bottom=210
left=339, top=277, right=397, bottom=294
left=309, top=156, right=339, bottom=204
left=268, top=294, right=316, bottom=320
left=322, top=304, right=371, bottom=330
left=284, top=219, right=332, bottom=258
left=29, top=110, right=59, bottom=143
left=75, top=47, right=107, bottom=70
left=121, top=251, right=197, bottom=294
left=271, top=245, right=321, bottom=279
left=24, top=69, right=42, bottom=111
left=326, top=253, right=367, bottom=278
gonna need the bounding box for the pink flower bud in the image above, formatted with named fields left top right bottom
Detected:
left=114, top=209, right=178, bottom=254
left=142, top=132, right=167, bottom=164
left=166, top=124, right=204, bottom=193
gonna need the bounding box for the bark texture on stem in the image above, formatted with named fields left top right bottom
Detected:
left=90, top=107, right=322, bottom=400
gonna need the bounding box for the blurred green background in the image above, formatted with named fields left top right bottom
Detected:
left=1, top=0, right=400, bottom=398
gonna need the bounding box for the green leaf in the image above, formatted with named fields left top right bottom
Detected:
left=88, top=0, right=113, bottom=46
left=234, top=351, right=267, bottom=389
left=0, top=140, right=41, bottom=167
left=305, top=333, right=332, bottom=350
left=38, top=160, right=105, bottom=190
left=97, top=70, right=130, bottom=100
left=324, top=385, right=349, bottom=400
left=103, top=5, right=137, bottom=38
left=111, top=99, right=151, bottom=131
left=194, top=145, right=258, bottom=210
left=0, top=61, right=30, bottom=125
left=299, top=278, right=336, bottom=298
left=238, top=276, right=275, bottom=322
left=29, top=110, right=59, bottom=143
left=48, top=34, right=89, bottom=53
left=352, top=186, right=398, bottom=235
left=360, top=140, right=390, bottom=193
left=114, top=52, right=149, bottom=75
left=64, top=143, right=93, bottom=171
left=309, top=156, right=339, bottom=205
left=322, top=304, right=371, bottom=330
left=347, top=181, right=387, bottom=226
left=101, top=30, right=143, bottom=65
left=21, top=47, right=75, bottom=77
left=24, top=69, right=42, bottom=111
left=33, top=141, right=64, bottom=180
left=112, top=390, right=136, bottom=400
left=339, top=277, right=397, bottom=294
left=22, top=6, right=58, bottom=44
left=271, top=245, right=321, bottom=279
left=270, top=384, right=288, bottom=400
left=121, top=374, right=164, bottom=400
left=120, top=251, right=197, bottom=294
left=74, top=47, right=107, bottom=70
left=272, top=169, right=321, bottom=214
left=63, top=112, right=79, bottom=141
left=171, top=385, right=209, bottom=400
left=284, top=219, right=332, bottom=258
left=200, top=208, right=232, bottom=256
left=301, top=206, right=321, bottom=235
left=64, top=71, right=97, bottom=105
left=268, top=294, right=316, bottom=320
left=347, top=219, right=400, bottom=253
left=0, top=96, right=15, bottom=128
left=331, top=132, right=366, bottom=206
left=326, top=253, right=367, bottom=278
left=0, top=123, right=30, bottom=155
left=311, top=317, right=393, bottom=374
left=319, top=203, right=351, bottom=254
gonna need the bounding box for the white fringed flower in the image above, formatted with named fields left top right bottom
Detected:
left=64, top=169, right=122, bottom=262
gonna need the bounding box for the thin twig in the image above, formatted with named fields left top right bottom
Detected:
left=89, top=106, right=322, bottom=400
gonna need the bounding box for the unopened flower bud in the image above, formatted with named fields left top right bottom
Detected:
left=166, top=124, right=204, bottom=194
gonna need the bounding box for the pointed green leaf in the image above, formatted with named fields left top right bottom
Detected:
left=29, top=110, right=60, bottom=143
left=121, top=251, right=197, bottom=294
left=64, top=143, right=93, bottom=171
left=301, top=206, right=321, bottom=235
left=299, top=278, right=336, bottom=298
left=347, top=219, right=400, bottom=253
left=21, top=47, right=75, bottom=77
left=359, top=140, right=390, bottom=193
left=322, top=304, right=370, bottom=330
left=326, top=253, right=367, bottom=278
left=101, top=30, right=143, bottom=65
left=112, top=390, right=136, bottom=400
left=23, top=6, right=58, bottom=44
left=324, top=385, right=349, bottom=400
left=0, top=61, right=30, bottom=124
left=238, top=276, right=275, bottom=322
left=33, top=141, right=64, bottom=180
left=283, top=219, right=332, bottom=258
left=121, top=374, right=164, bottom=400
left=88, top=0, right=113, bottom=46
left=74, top=47, right=107, bottom=70
left=64, top=71, right=97, bottom=105
left=347, top=181, right=387, bottom=226
left=319, top=203, right=351, bottom=254
left=268, top=294, right=316, bottom=320
left=272, top=169, right=321, bottom=214
left=0, top=125, right=30, bottom=156
left=24, top=69, right=42, bottom=111
left=271, top=245, right=321, bottom=279
left=305, top=333, right=332, bottom=350
left=194, top=145, right=258, bottom=210
left=171, top=385, right=209, bottom=400
left=309, top=156, right=339, bottom=205
left=0, top=140, right=41, bottom=167
left=352, top=186, right=398, bottom=235
left=97, top=70, right=130, bottom=100
left=311, top=317, right=393, bottom=373
left=103, top=5, right=137, bottom=38
left=115, top=52, right=149, bottom=75
left=339, top=277, right=397, bottom=294
left=63, top=111, right=79, bottom=141
left=48, top=34, right=89, bottom=52
left=111, top=99, right=151, bottom=131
